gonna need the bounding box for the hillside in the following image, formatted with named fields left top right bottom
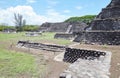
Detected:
left=65, top=15, right=96, bottom=25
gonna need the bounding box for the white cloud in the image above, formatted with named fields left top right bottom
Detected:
left=26, top=0, right=36, bottom=3
left=63, top=10, right=70, bottom=13
left=76, top=6, right=82, bottom=10
left=46, top=9, right=69, bottom=22
left=0, top=6, right=47, bottom=25
left=0, top=6, right=69, bottom=26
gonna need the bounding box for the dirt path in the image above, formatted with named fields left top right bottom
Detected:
left=46, top=60, right=68, bottom=78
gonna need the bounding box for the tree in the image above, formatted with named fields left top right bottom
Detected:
left=14, top=13, right=26, bottom=31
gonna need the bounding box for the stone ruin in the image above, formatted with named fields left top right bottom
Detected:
left=54, top=33, right=75, bottom=40
left=73, top=31, right=120, bottom=45
left=17, top=41, right=66, bottom=52
left=90, top=0, right=120, bottom=30
left=60, top=48, right=111, bottom=78
left=74, top=0, right=120, bottom=45
left=39, top=22, right=87, bottom=40
left=25, top=32, right=42, bottom=36
left=39, top=21, right=87, bottom=33
left=17, top=41, right=112, bottom=78
left=63, top=48, right=106, bottom=63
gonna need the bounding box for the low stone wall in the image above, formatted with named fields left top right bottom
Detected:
left=54, top=33, right=75, bottom=40
left=63, top=48, right=106, bottom=63
left=25, top=32, right=42, bottom=36
left=73, top=31, right=120, bottom=45
left=17, top=41, right=66, bottom=52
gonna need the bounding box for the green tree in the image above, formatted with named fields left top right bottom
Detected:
left=0, top=25, right=15, bottom=31
left=14, top=13, right=26, bottom=32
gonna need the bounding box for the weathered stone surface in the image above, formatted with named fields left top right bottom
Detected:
left=74, top=0, right=120, bottom=45
left=90, top=19, right=120, bottom=30
left=54, top=33, right=75, bottom=40
left=63, top=47, right=106, bottom=63
left=17, top=41, right=66, bottom=52
left=61, top=49, right=111, bottom=78
left=73, top=31, right=120, bottom=45
left=39, top=21, right=87, bottom=33
left=85, top=31, right=120, bottom=45
left=89, top=0, right=120, bottom=30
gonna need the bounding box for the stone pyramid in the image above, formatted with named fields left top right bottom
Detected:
left=89, top=0, right=120, bottom=30
left=74, top=0, right=120, bottom=45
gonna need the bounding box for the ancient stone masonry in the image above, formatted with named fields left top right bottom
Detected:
left=73, top=31, right=120, bottom=45
left=54, top=33, right=75, bottom=40
left=39, top=22, right=87, bottom=33
left=60, top=48, right=111, bottom=78
left=17, top=41, right=66, bottom=52
left=89, top=0, right=120, bottom=30
left=74, top=0, right=120, bottom=45
left=63, top=48, right=106, bottom=63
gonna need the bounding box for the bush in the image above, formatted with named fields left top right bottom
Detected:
left=23, top=25, right=39, bottom=31
left=0, top=25, right=15, bottom=31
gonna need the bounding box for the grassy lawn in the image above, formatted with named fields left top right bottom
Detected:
left=0, top=32, right=72, bottom=45
left=0, top=48, right=37, bottom=78
left=0, top=32, right=72, bottom=78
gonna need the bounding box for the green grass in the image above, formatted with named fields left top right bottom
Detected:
left=0, top=48, right=37, bottom=78
left=0, top=32, right=72, bottom=45
left=0, top=32, right=72, bottom=77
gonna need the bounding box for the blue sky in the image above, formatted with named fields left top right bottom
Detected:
left=0, top=0, right=111, bottom=25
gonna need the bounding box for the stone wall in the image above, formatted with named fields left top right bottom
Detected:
left=88, top=0, right=120, bottom=30
left=73, top=31, right=120, bottom=45
left=17, top=41, right=66, bottom=52
left=54, top=33, right=75, bottom=40
left=63, top=48, right=106, bottom=63
left=90, top=19, right=120, bottom=30
left=39, top=22, right=87, bottom=33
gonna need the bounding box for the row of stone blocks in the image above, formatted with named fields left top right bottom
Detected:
left=54, top=33, right=75, bottom=40
left=17, top=41, right=66, bottom=52
left=63, top=48, right=106, bottom=63
left=73, top=31, right=120, bottom=45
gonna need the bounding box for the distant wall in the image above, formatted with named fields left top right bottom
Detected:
left=39, top=22, right=87, bottom=33
left=54, top=33, right=75, bottom=40
left=73, top=31, right=120, bottom=45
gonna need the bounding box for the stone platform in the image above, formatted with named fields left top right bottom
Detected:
left=73, top=31, right=120, bottom=45
left=54, top=33, right=75, bottom=40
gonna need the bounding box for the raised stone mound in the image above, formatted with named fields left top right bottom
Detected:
left=89, top=0, right=120, bottom=30
left=39, top=21, right=87, bottom=33
left=54, top=33, right=75, bottom=40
